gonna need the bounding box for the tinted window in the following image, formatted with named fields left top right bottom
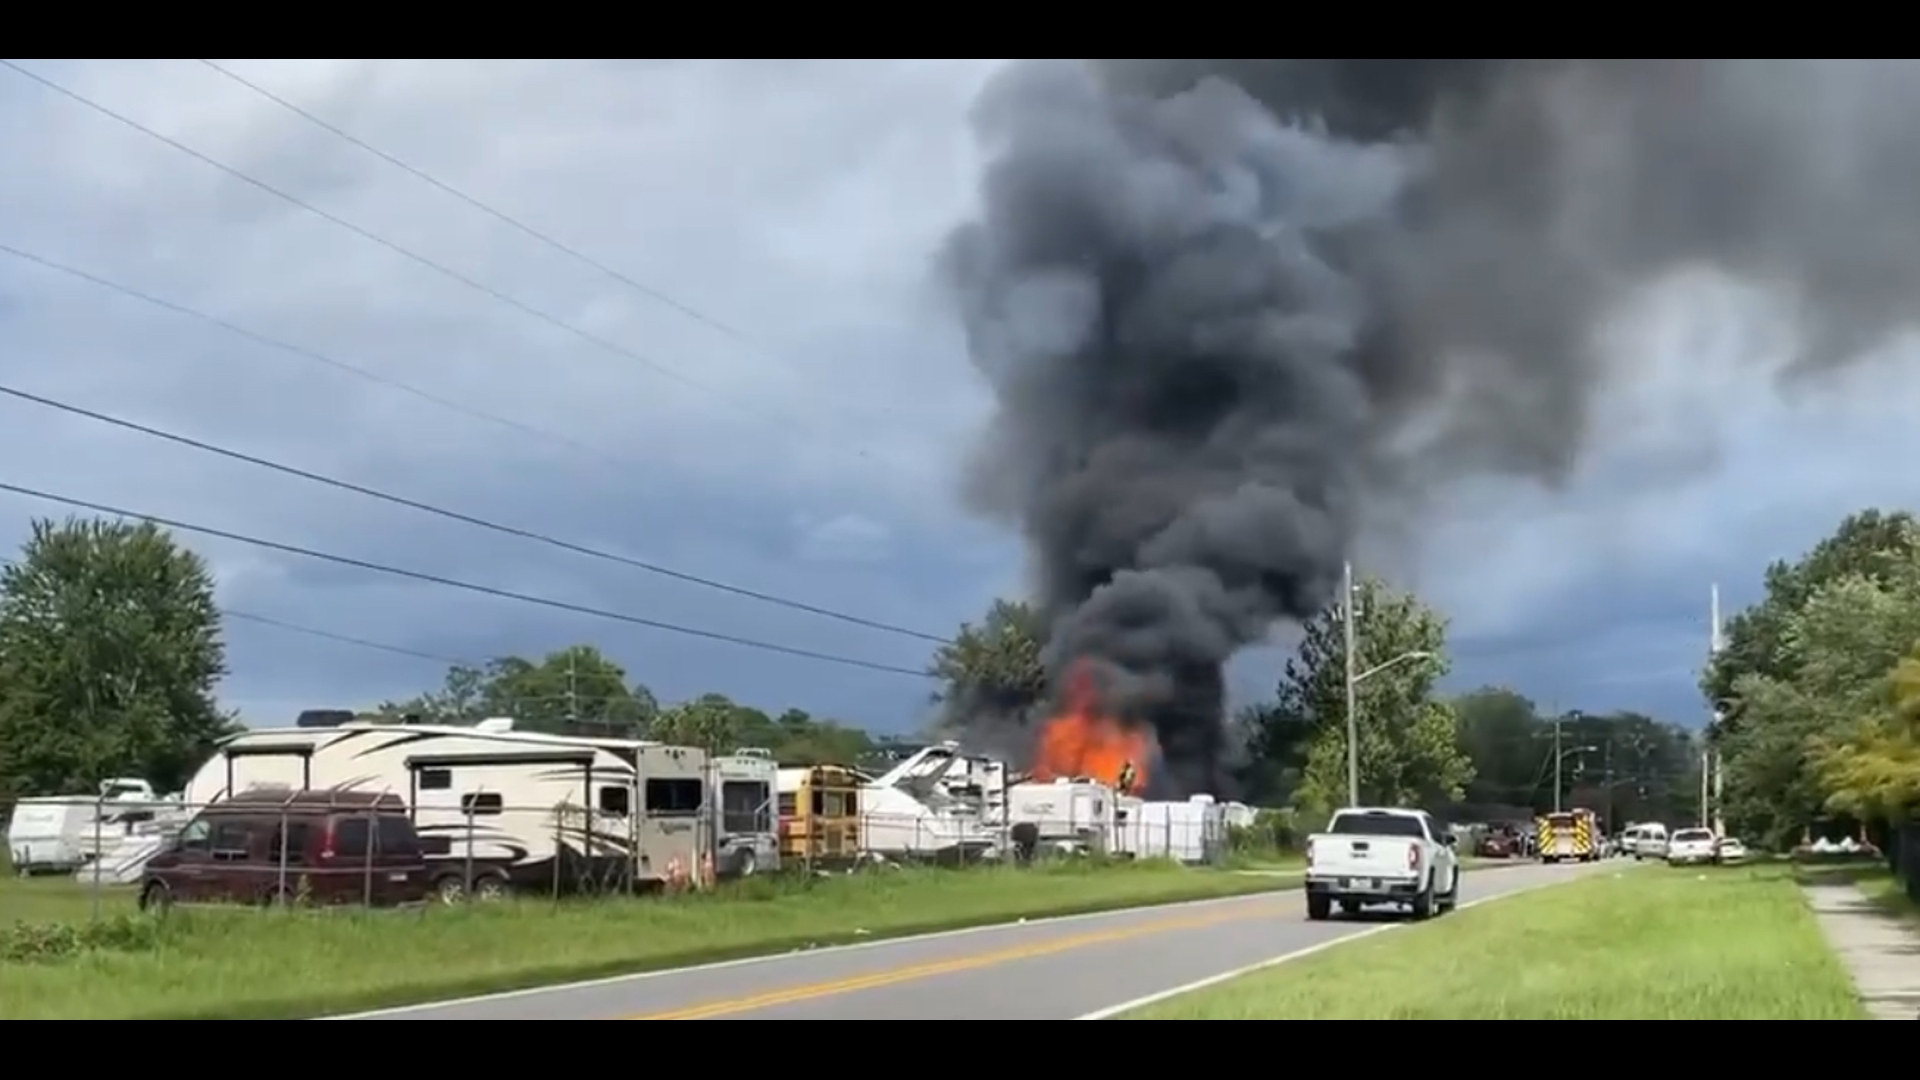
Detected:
left=418, top=769, right=452, bottom=791
left=332, top=817, right=370, bottom=858
left=270, top=821, right=312, bottom=865
left=1326, top=813, right=1426, bottom=838
left=645, top=778, right=702, bottom=815
left=598, top=785, right=631, bottom=816
left=210, top=820, right=253, bottom=856
left=460, top=792, right=503, bottom=816
left=376, top=815, right=420, bottom=856
left=1673, top=829, right=1713, bottom=843
left=721, top=780, right=770, bottom=834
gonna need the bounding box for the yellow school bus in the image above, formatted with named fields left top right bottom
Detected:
left=776, top=765, right=863, bottom=866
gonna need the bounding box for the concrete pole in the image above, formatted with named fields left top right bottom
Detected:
left=1343, top=561, right=1360, bottom=807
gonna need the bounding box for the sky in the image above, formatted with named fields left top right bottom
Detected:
left=2, top=59, right=1918, bottom=741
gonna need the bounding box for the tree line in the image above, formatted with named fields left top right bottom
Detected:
left=1, top=511, right=1709, bottom=831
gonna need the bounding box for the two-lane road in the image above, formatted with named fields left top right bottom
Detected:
left=337, top=860, right=1609, bottom=1020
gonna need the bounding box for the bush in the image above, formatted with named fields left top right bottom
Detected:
left=1227, top=808, right=1302, bottom=859
left=0, top=914, right=167, bottom=964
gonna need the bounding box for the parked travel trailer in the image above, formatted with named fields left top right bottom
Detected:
left=181, top=717, right=731, bottom=898
left=7, top=778, right=176, bottom=876
left=1005, top=778, right=1117, bottom=853
left=1114, top=794, right=1228, bottom=864
left=709, top=748, right=779, bottom=876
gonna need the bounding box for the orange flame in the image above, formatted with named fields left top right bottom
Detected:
left=1032, top=661, right=1152, bottom=795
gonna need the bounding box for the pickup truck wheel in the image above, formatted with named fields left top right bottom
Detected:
left=1306, top=893, right=1332, bottom=921
left=1409, top=877, right=1436, bottom=921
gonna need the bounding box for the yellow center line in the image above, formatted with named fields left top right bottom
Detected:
left=622, top=902, right=1285, bottom=1019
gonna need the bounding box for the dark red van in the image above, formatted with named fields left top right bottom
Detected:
left=138, top=789, right=429, bottom=910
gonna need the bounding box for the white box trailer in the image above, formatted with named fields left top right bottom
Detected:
left=7, top=797, right=97, bottom=874
left=1115, top=794, right=1227, bottom=864
left=1006, top=778, right=1117, bottom=853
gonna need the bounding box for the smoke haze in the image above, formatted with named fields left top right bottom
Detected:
left=939, top=59, right=1920, bottom=796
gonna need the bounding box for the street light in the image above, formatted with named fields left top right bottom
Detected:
left=1341, top=559, right=1439, bottom=805
left=1344, top=649, right=1436, bottom=805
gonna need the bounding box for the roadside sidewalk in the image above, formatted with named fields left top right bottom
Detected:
left=1802, top=880, right=1920, bottom=1019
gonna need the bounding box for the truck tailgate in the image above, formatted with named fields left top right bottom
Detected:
left=1309, top=836, right=1421, bottom=880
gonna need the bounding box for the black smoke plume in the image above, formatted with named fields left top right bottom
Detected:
left=939, top=59, right=1920, bottom=797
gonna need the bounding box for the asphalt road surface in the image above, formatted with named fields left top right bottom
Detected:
left=334, top=860, right=1611, bottom=1020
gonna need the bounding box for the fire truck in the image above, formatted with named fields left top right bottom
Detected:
left=1535, top=807, right=1600, bottom=863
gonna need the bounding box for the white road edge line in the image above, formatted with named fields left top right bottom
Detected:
left=320, top=880, right=1298, bottom=1019
left=322, top=863, right=1537, bottom=1020
left=1072, top=869, right=1594, bottom=1020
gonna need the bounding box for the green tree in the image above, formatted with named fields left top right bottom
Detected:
left=929, top=598, right=1046, bottom=713
left=381, top=646, right=656, bottom=736
left=0, top=518, right=236, bottom=801
left=1706, top=509, right=1920, bottom=713
left=1453, top=687, right=1543, bottom=808
left=652, top=693, right=743, bottom=753
left=1725, top=565, right=1920, bottom=847
left=1282, top=576, right=1473, bottom=818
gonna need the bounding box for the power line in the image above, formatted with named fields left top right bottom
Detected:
left=0, top=240, right=630, bottom=474
left=218, top=608, right=474, bottom=667
left=0, top=59, right=883, bottom=471
left=0, top=480, right=933, bottom=678
left=0, top=555, right=466, bottom=667
left=193, top=59, right=767, bottom=358
left=0, top=381, right=950, bottom=644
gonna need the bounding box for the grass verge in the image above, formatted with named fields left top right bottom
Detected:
left=1120, top=863, right=1865, bottom=1020
left=1, top=860, right=1294, bottom=1020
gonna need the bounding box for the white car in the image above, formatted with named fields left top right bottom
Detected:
left=1667, top=828, right=1717, bottom=866
left=1303, top=807, right=1460, bottom=921
left=1715, top=837, right=1749, bottom=864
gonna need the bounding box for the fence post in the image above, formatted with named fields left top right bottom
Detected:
left=362, top=801, right=375, bottom=907
left=90, top=790, right=103, bottom=923
left=552, top=804, right=563, bottom=901
left=276, top=802, right=291, bottom=904
left=463, top=802, right=477, bottom=900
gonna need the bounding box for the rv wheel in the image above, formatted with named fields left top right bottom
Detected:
left=432, top=875, right=469, bottom=904
left=472, top=875, right=509, bottom=902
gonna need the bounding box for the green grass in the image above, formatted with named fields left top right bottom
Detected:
left=0, top=859, right=1296, bottom=1020
left=1121, top=864, right=1866, bottom=1020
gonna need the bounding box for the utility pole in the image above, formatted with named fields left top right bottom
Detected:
left=565, top=650, right=579, bottom=728
left=1552, top=712, right=1564, bottom=814
left=1710, top=583, right=1726, bottom=836
left=1343, top=560, right=1360, bottom=807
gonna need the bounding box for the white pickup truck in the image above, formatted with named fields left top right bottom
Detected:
left=1303, top=807, right=1460, bottom=921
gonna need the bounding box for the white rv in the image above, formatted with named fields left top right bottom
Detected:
left=182, top=718, right=717, bottom=899
left=708, top=748, right=780, bottom=877
left=1005, top=777, right=1117, bottom=853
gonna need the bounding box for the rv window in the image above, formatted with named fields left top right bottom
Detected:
left=375, top=816, right=420, bottom=856
left=210, top=821, right=252, bottom=857
left=418, top=768, right=453, bottom=791
left=777, top=792, right=797, bottom=817
left=461, top=793, right=503, bottom=817
left=598, top=785, right=631, bottom=817
left=645, top=778, right=702, bottom=816
left=331, top=817, right=370, bottom=859
left=176, top=818, right=212, bottom=851
left=269, top=821, right=311, bottom=866
left=721, top=780, right=771, bottom=834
